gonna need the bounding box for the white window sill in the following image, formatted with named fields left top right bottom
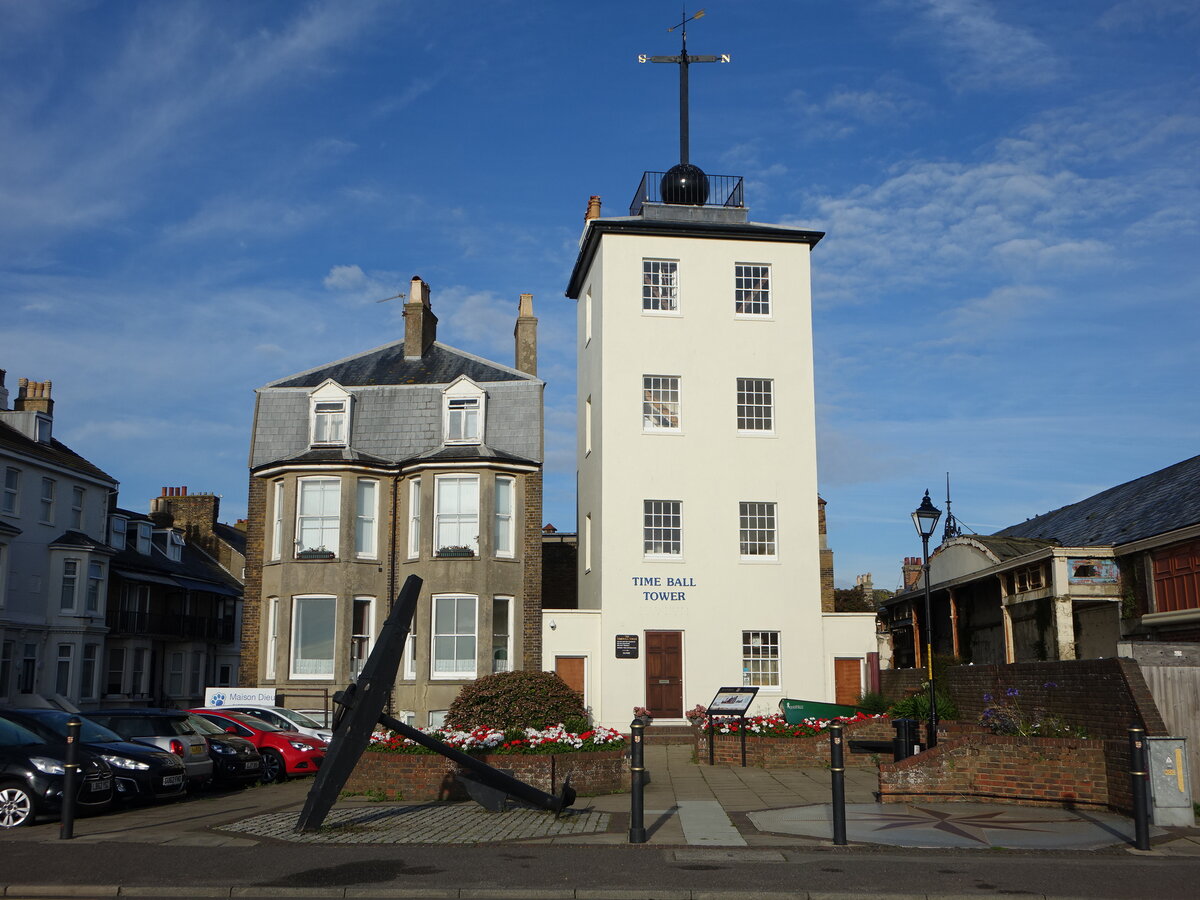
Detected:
left=736, top=431, right=777, bottom=438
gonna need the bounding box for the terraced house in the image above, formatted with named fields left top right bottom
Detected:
left=242, top=278, right=543, bottom=727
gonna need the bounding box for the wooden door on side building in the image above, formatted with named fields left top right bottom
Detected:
left=555, top=655, right=586, bottom=704
left=645, top=631, right=683, bottom=718
left=834, top=658, right=863, bottom=706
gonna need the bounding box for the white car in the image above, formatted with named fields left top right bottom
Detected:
left=223, top=706, right=333, bottom=743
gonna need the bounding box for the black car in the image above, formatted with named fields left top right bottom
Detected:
left=88, top=709, right=213, bottom=788
left=186, top=714, right=262, bottom=785
left=0, top=716, right=114, bottom=828
left=0, top=709, right=186, bottom=804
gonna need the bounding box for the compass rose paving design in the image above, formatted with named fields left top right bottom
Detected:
left=748, top=802, right=1155, bottom=850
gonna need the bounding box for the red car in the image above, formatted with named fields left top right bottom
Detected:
left=188, top=709, right=326, bottom=783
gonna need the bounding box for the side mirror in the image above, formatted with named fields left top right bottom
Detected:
left=225, top=726, right=238, bottom=735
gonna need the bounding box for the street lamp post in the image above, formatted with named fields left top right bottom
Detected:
left=912, top=491, right=942, bottom=748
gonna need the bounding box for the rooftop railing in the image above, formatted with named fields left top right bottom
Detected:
left=630, top=171, right=745, bottom=216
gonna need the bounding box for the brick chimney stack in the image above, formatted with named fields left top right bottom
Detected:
left=403, top=276, right=437, bottom=359
left=514, top=293, right=538, bottom=376
left=14, top=378, right=53, bottom=416
left=818, top=496, right=834, bottom=612
left=153, top=486, right=223, bottom=555
left=585, top=195, right=601, bottom=222
left=902, top=556, right=923, bottom=592
left=0, top=369, right=7, bottom=410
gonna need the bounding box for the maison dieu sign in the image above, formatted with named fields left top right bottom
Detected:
left=632, top=575, right=695, bottom=601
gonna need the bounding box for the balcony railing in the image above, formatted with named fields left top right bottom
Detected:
left=107, top=608, right=235, bottom=642
left=630, top=171, right=745, bottom=216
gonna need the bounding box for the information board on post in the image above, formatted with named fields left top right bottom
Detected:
left=705, top=686, right=759, bottom=768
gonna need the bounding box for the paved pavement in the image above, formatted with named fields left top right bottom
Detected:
left=2, top=744, right=1199, bottom=898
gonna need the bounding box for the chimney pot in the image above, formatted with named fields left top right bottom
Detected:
left=585, top=195, right=601, bottom=222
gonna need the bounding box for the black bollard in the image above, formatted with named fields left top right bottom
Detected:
left=739, top=714, right=748, bottom=767
left=629, top=717, right=647, bottom=844
left=707, top=717, right=714, bottom=766
left=1129, top=726, right=1150, bottom=850
left=830, top=722, right=847, bottom=845
left=60, top=716, right=81, bottom=840
left=893, top=717, right=917, bottom=762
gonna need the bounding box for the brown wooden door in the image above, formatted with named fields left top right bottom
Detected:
left=645, top=631, right=683, bottom=717
left=555, top=656, right=586, bottom=700
left=834, top=657, right=862, bottom=706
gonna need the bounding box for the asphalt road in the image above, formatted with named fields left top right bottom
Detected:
left=1, top=839, right=1198, bottom=899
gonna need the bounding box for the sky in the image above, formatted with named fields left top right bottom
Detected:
left=2, top=0, right=1197, bottom=589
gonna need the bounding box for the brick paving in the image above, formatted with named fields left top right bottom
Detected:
left=220, top=803, right=609, bottom=844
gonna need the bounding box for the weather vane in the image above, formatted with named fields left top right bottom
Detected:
left=638, top=8, right=730, bottom=168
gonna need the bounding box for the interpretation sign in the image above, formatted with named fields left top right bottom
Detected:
left=706, top=686, right=759, bottom=717
left=615, top=634, right=639, bottom=659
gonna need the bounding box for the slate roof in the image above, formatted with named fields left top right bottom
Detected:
left=414, top=444, right=538, bottom=465
left=212, top=522, right=246, bottom=557
left=49, top=530, right=113, bottom=552
left=0, top=419, right=116, bottom=484
left=277, top=447, right=393, bottom=466
left=110, top=533, right=242, bottom=597
left=968, top=535, right=1058, bottom=559
left=995, top=454, right=1200, bottom=547
left=267, top=341, right=534, bottom=389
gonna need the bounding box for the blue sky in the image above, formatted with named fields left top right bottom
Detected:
left=2, top=0, right=1197, bottom=589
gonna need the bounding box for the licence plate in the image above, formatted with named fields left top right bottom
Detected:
left=162, top=774, right=184, bottom=787
left=88, top=778, right=113, bottom=792
left=189, top=744, right=206, bottom=755
left=244, top=760, right=260, bottom=770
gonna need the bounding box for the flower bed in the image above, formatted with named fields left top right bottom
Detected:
left=696, top=713, right=894, bottom=768
left=342, top=724, right=627, bottom=801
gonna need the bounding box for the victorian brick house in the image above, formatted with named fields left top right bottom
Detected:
left=241, top=278, right=543, bottom=727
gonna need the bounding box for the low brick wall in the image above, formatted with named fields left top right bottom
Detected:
left=342, top=749, right=626, bottom=802
left=878, top=733, right=1133, bottom=812
left=697, top=717, right=895, bottom=768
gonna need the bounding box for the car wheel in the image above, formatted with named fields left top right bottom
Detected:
left=0, top=781, right=36, bottom=828
left=260, top=750, right=287, bottom=784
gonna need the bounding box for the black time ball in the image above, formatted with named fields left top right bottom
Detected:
left=660, top=163, right=710, bottom=206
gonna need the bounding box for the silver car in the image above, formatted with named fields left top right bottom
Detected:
left=88, top=709, right=213, bottom=788
left=223, top=706, right=334, bottom=743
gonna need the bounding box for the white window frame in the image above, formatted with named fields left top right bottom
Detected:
left=407, top=479, right=421, bottom=559
left=584, top=513, right=592, bottom=574
left=494, top=476, right=515, bottom=559
left=105, top=647, right=126, bottom=696
left=431, top=594, right=477, bottom=680
left=309, top=381, right=352, bottom=448
left=642, top=375, right=681, bottom=432
left=167, top=531, right=184, bottom=562
left=131, top=647, right=147, bottom=697
left=643, top=500, right=683, bottom=559
left=296, top=477, right=341, bottom=557
left=742, top=630, right=781, bottom=688
left=355, top=478, right=379, bottom=559
left=2, top=467, right=19, bottom=516
left=109, top=515, right=127, bottom=550
left=270, top=480, right=284, bottom=561
left=735, top=263, right=771, bottom=317
left=265, top=597, right=279, bottom=680
left=70, top=486, right=85, bottom=530
left=584, top=396, right=592, bottom=456
left=491, top=595, right=513, bottom=674
left=60, top=559, right=79, bottom=611
left=85, top=560, right=104, bottom=612
left=80, top=644, right=98, bottom=700
left=434, top=474, right=480, bottom=554
left=290, top=594, right=337, bottom=680
left=402, top=630, right=417, bottom=681
left=350, top=596, right=375, bottom=679
left=736, top=377, right=775, bottom=434
left=739, top=502, right=778, bottom=560
left=40, top=477, right=55, bottom=524
left=135, top=522, right=152, bottom=555
left=443, top=377, right=486, bottom=445
left=55, top=644, right=73, bottom=697
left=642, top=259, right=679, bottom=313
left=167, top=651, right=184, bottom=696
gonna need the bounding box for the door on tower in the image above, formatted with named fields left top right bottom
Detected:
left=645, top=631, right=683, bottom=718
left=555, top=655, right=587, bottom=705
left=834, top=657, right=863, bottom=706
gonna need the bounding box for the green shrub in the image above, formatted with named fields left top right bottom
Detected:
left=855, top=691, right=890, bottom=714
left=445, top=670, right=588, bottom=730
left=887, top=689, right=958, bottom=720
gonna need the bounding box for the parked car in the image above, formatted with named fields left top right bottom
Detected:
left=88, top=709, right=213, bottom=789
left=188, top=709, right=325, bottom=784
left=185, top=714, right=262, bottom=785
left=0, top=716, right=114, bottom=828
left=220, top=705, right=333, bottom=743
left=0, top=709, right=185, bottom=803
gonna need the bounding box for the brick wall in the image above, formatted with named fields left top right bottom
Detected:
left=522, top=472, right=543, bottom=671
left=880, top=668, right=924, bottom=702
left=818, top=497, right=834, bottom=613
left=697, top=717, right=895, bottom=768
left=343, top=748, right=625, bottom=801
left=239, top=474, right=266, bottom=686
left=943, top=658, right=1166, bottom=739
left=878, top=733, right=1133, bottom=812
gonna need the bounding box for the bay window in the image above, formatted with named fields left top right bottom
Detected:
left=291, top=594, right=336, bottom=679
left=297, top=477, right=341, bottom=556
left=432, top=594, right=477, bottom=679
left=495, top=476, right=514, bottom=558
left=435, top=475, right=479, bottom=554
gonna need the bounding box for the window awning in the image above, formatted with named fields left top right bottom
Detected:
left=173, top=576, right=241, bottom=597
left=111, top=568, right=179, bottom=587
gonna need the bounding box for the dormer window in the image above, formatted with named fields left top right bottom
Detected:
left=109, top=516, right=127, bottom=550
left=167, top=532, right=184, bottom=562
left=36, top=416, right=52, bottom=443
left=134, top=522, right=152, bottom=555
left=309, top=381, right=352, bottom=448
left=443, top=377, right=485, bottom=445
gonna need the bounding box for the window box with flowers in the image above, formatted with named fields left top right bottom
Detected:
left=436, top=545, right=476, bottom=558
left=297, top=547, right=335, bottom=560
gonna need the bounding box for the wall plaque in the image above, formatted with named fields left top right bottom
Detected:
left=615, top=634, right=639, bottom=659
